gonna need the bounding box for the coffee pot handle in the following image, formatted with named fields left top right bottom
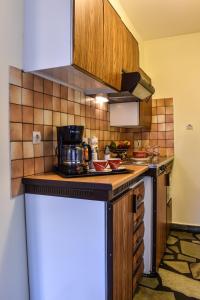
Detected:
left=83, top=143, right=92, bottom=162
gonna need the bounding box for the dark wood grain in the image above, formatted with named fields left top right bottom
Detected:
left=73, top=0, right=104, bottom=80
left=156, top=172, right=167, bottom=270
left=103, top=0, right=123, bottom=90
left=139, top=98, right=152, bottom=130
left=113, top=190, right=133, bottom=300
left=122, top=24, right=139, bottom=73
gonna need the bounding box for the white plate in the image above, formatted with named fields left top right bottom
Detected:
left=130, top=157, right=150, bottom=162
left=89, top=169, right=112, bottom=173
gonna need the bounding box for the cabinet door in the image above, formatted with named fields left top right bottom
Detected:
left=113, top=190, right=133, bottom=300
left=139, top=98, right=152, bottom=129
left=156, top=173, right=167, bottom=270
left=73, top=0, right=104, bottom=80
left=103, top=0, right=123, bottom=90
left=122, top=24, right=139, bottom=73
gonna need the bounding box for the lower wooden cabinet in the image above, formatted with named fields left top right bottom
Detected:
left=112, top=180, right=145, bottom=299
left=156, top=172, right=167, bottom=270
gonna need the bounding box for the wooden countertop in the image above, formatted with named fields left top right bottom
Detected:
left=23, top=165, right=148, bottom=201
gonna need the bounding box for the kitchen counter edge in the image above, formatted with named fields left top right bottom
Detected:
left=22, top=165, right=148, bottom=201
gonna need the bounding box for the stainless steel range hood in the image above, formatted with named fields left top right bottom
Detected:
left=108, top=72, right=155, bottom=103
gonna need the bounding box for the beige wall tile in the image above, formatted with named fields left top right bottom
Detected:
left=166, top=114, right=174, bottom=123
left=35, top=157, right=44, bottom=174
left=157, top=107, right=165, bottom=115
left=44, top=110, right=52, bottom=125
left=44, top=79, right=53, bottom=95
left=34, top=91, right=44, bottom=108
left=9, top=67, right=22, bottom=86
left=74, top=115, right=81, bottom=125
left=34, top=75, right=43, bottom=92
left=23, top=124, right=33, bottom=141
left=10, top=123, right=22, bottom=141
left=61, top=113, right=68, bottom=126
left=67, top=114, right=74, bottom=125
left=34, top=142, right=44, bottom=157
left=53, top=112, right=60, bottom=126
left=44, top=94, right=53, bottom=110
left=74, top=103, right=80, bottom=115
left=68, top=101, right=74, bottom=114
left=60, top=86, right=68, bottom=99
left=23, top=72, right=34, bottom=89
left=22, top=106, right=33, bottom=124
left=166, top=123, right=174, bottom=131
left=24, top=158, right=34, bottom=176
left=23, top=141, right=34, bottom=158
left=9, top=85, right=22, bottom=104
left=11, top=160, right=23, bottom=178
left=44, top=141, right=53, bottom=156
left=165, top=98, right=173, bottom=107
left=44, top=156, right=53, bottom=172
left=157, top=115, right=165, bottom=124
left=11, top=142, right=23, bottom=160
left=53, top=97, right=61, bottom=112
left=61, top=99, right=68, bottom=113
left=53, top=82, right=60, bottom=97
left=22, top=88, right=33, bottom=106
left=166, top=131, right=174, bottom=140
left=68, top=87, right=74, bottom=101
left=44, top=126, right=53, bottom=140
left=10, top=103, right=22, bottom=122
left=11, top=178, right=24, bottom=197
left=166, top=107, right=173, bottom=115
left=157, top=99, right=165, bottom=107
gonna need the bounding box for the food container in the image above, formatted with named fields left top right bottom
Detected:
left=132, top=151, right=149, bottom=158
left=108, top=158, right=121, bottom=170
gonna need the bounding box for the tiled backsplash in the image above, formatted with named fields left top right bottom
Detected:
left=134, top=98, right=174, bottom=157
left=9, top=67, right=174, bottom=197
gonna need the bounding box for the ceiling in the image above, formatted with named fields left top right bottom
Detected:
left=119, top=0, right=200, bottom=40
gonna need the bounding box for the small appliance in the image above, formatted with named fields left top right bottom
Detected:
left=57, top=125, right=91, bottom=175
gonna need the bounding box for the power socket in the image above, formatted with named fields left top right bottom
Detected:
left=33, top=131, right=41, bottom=144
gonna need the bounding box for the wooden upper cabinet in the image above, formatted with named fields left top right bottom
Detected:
left=103, top=0, right=124, bottom=90
left=73, top=0, right=104, bottom=80
left=121, top=23, right=139, bottom=73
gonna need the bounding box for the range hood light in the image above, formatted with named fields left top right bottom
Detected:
left=95, top=94, right=109, bottom=104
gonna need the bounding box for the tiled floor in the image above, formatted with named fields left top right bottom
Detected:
left=134, top=230, right=200, bottom=300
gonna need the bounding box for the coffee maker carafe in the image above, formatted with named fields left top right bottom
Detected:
left=57, top=126, right=91, bottom=175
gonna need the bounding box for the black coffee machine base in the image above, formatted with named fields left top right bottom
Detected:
left=54, top=166, right=133, bottom=178
left=55, top=165, right=87, bottom=176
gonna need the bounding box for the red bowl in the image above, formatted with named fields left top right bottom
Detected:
left=93, top=160, right=108, bottom=171
left=108, top=158, right=121, bottom=170
left=132, top=151, right=148, bottom=158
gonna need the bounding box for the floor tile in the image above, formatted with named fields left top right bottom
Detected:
left=134, top=286, right=176, bottom=300
left=177, top=254, right=196, bottom=263
left=180, top=241, right=200, bottom=259
left=169, top=246, right=180, bottom=253
left=139, top=277, right=159, bottom=289
left=167, top=236, right=178, bottom=245
left=163, top=261, right=190, bottom=274
left=171, top=231, right=194, bottom=240
left=159, top=268, right=200, bottom=299
left=190, top=263, right=200, bottom=280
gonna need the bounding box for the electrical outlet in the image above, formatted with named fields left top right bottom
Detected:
left=33, top=131, right=41, bottom=144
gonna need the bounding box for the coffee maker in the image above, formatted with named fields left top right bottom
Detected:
left=57, top=125, right=91, bottom=175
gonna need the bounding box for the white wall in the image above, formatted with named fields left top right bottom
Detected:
left=0, top=0, right=29, bottom=299
left=142, top=32, right=200, bottom=226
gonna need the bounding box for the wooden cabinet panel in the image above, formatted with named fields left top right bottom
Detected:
left=156, top=173, right=167, bottom=270
left=103, top=0, right=123, bottom=90
left=113, top=190, right=133, bottom=300
left=139, top=98, right=152, bottom=130
left=73, top=0, right=104, bottom=80
left=122, top=24, right=139, bottom=73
